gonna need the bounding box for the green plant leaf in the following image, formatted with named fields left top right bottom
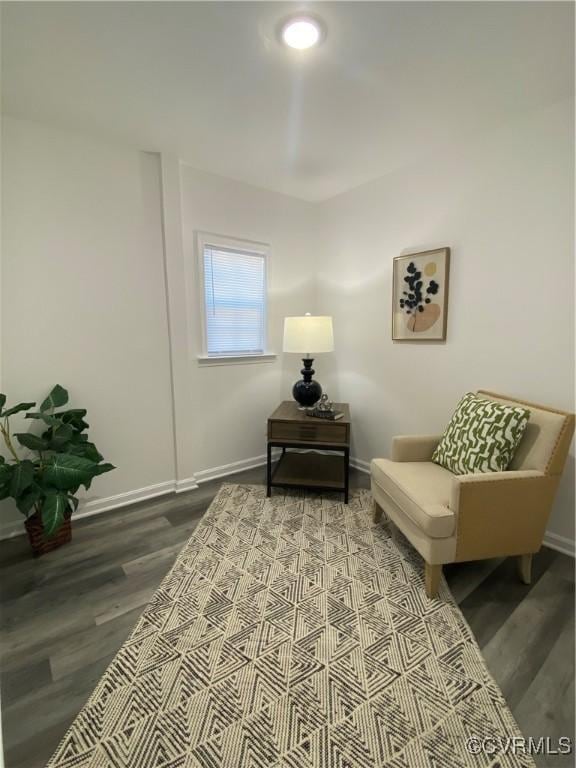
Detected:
left=39, top=422, right=75, bottom=451
left=84, top=443, right=103, bottom=462
left=0, top=463, right=12, bottom=483
left=25, top=412, right=60, bottom=426
left=16, top=483, right=43, bottom=515
left=0, top=394, right=6, bottom=415
left=15, top=433, right=50, bottom=451
left=93, top=462, right=115, bottom=476
left=68, top=432, right=89, bottom=444
left=83, top=461, right=115, bottom=490
left=67, top=494, right=79, bottom=512
left=67, top=441, right=103, bottom=462
left=0, top=464, right=13, bottom=498
left=49, top=423, right=74, bottom=450
left=40, top=385, right=68, bottom=413
left=57, top=409, right=89, bottom=432
left=10, top=460, right=35, bottom=497
left=41, top=492, right=69, bottom=537
left=43, top=453, right=97, bottom=491
left=2, top=402, right=36, bottom=418
left=59, top=409, right=87, bottom=419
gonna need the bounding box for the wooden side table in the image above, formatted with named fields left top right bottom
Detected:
left=266, top=401, right=351, bottom=503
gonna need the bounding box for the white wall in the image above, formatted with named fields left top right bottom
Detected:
left=0, top=118, right=318, bottom=536
left=178, top=165, right=317, bottom=476
left=1, top=117, right=176, bottom=535
left=316, top=99, right=575, bottom=547
left=3, top=104, right=573, bottom=550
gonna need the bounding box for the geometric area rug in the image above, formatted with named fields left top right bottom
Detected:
left=47, top=484, right=535, bottom=768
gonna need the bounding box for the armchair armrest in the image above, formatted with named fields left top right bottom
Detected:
left=450, top=470, right=558, bottom=561
left=450, top=469, right=546, bottom=511
left=391, top=435, right=442, bottom=462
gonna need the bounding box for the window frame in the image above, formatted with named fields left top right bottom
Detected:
left=196, top=232, right=275, bottom=364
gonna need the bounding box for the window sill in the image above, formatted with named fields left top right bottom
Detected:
left=197, top=353, right=277, bottom=367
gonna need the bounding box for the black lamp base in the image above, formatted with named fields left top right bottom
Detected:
left=292, top=358, right=322, bottom=408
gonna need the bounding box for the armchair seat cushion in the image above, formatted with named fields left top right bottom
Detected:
left=371, top=459, right=455, bottom=538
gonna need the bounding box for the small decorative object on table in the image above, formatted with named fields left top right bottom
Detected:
left=306, top=394, right=344, bottom=420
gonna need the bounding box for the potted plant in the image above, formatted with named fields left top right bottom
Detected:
left=0, top=385, right=114, bottom=556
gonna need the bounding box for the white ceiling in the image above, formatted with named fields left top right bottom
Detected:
left=2, top=2, right=573, bottom=201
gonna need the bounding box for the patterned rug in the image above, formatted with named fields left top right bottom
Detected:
left=48, top=484, right=534, bottom=768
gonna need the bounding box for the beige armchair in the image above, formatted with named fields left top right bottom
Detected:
left=371, top=391, right=575, bottom=598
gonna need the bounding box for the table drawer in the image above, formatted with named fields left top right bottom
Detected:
left=269, top=420, right=348, bottom=444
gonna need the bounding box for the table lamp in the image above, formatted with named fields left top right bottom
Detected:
left=283, top=314, right=334, bottom=408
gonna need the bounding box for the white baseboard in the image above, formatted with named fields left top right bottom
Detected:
left=350, top=457, right=370, bottom=474
left=175, top=477, right=200, bottom=494
left=195, top=453, right=276, bottom=484
left=0, top=519, right=29, bottom=540
left=3, top=451, right=571, bottom=559
left=543, top=531, right=575, bottom=557
left=0, top=479, right=178, bottom=541
left=0, top=450, right=345, bottom=539
left=0, top=454, right=272, bottom=540
left=82, top=480, right=178, bottom=517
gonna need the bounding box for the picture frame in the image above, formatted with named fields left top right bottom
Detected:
left=392, top=247, right=450, bottom=341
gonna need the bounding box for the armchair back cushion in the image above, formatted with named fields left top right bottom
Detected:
left=432, top=393, right=530, bottom=475
left=479, top=391, right=573, bottom=475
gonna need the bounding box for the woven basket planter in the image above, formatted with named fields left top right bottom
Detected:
left=24, top=512, right=72, bottom=557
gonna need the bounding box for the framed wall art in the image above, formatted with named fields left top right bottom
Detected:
left=392, top=247, right=450, bottom=341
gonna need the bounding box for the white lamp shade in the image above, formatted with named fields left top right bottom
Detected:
left=283, top=315, right=334, bottom=354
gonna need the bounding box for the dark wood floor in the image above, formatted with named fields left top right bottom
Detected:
left=1, top=467, right=574, bottom=768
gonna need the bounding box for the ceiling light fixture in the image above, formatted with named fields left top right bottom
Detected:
left=281, top=16, right=323, bottom=50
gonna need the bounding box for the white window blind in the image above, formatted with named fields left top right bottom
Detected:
left=202, top=241, right=267, bottom=357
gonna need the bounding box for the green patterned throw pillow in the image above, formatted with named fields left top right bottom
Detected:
left=432, top=393, right=530, bottom=475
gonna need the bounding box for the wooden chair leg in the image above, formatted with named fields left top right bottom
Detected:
left=425, top=562, right=442, bottom=599
left=373, top=500, right=383, bottom=523
left=517, top=553, right=533, bottom=585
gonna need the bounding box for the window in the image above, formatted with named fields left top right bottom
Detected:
left=198, top=234, right=270, bottom=359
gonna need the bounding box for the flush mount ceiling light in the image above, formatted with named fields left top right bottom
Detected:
left=281, top=16, right=324, bottom=50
